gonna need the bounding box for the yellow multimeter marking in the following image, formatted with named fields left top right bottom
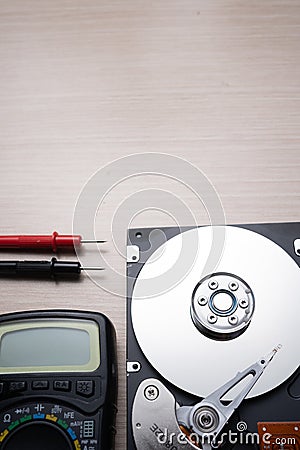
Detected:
left=74, top=439, right=81, bottom=450
left=0, top=429, right=9, bottom=442
left=46, top=414, right=58, bottom=422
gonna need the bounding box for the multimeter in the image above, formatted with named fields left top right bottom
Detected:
left=0, top=310, right=118, bottom=450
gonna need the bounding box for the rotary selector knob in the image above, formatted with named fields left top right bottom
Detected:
left=2, top=422, right=73, bottom=450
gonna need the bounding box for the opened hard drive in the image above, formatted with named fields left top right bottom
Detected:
left=127, top=223, right=300, bottom=450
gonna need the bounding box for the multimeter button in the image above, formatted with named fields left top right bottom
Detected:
left=32, top=380, right=49, bottom=390
left=76, top=380, right=94, bottom=397
left=9, top=381, right=27, bottom=392
left=53, top=380, right=71, bottom=391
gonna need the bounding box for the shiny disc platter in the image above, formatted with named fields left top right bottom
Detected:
left=131, top=226, right=300, bottom=399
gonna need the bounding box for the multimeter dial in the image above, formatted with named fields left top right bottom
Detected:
left=2, top=422, right=72, bottom=450
left=0, top=403, right=98, bottom=450
left=0, top=402, right=98, bottom=450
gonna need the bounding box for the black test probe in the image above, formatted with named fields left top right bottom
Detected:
left=0, top=258, right=104, bottom=279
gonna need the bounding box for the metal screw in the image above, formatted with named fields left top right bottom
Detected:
left=198, top=411, right=215, bottom=429
left=228, top=315, right=238, bottom=325
left=144, top=385, right=159, bottom=401
left=239, top=298, right=249, bottom=309
left=198, top=296, right=208, bottom=306
left=208, top=280, right=218, bottom=290
left=229, top=281, right=239, bottom=291
left=208, top=314, right=218, bottom=324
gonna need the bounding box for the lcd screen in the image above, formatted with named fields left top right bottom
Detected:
left=0, top=319, right=100, bottom=373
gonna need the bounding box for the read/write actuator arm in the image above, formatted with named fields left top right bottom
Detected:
left=176, top=345, right=282, bottom=450
left=132, top=345, right=281, bottom=450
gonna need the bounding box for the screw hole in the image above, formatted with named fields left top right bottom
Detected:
left=261, top=359, right=265, bottom=364
left=132, top=363, right=139, bottom=370
left=132, top=255, right=137, bottom=261
left=135, top=232, right=142, bottom=239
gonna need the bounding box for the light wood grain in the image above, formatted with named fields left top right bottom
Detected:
left=0, top=1, right=300, bottom=447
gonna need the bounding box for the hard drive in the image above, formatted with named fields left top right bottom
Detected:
left=127, top=223, right=300, bottom=450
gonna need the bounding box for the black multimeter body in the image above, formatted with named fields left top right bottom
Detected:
left=0, top=310, right=118, bottom=450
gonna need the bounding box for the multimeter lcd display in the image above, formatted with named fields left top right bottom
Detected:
left=0, top=319, right=100, bottom=373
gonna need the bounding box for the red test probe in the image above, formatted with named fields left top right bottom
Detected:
left=0, top=232, right=105, bottom=253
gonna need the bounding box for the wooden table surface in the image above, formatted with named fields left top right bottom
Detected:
left=0, top=1, right=300, bottom=447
